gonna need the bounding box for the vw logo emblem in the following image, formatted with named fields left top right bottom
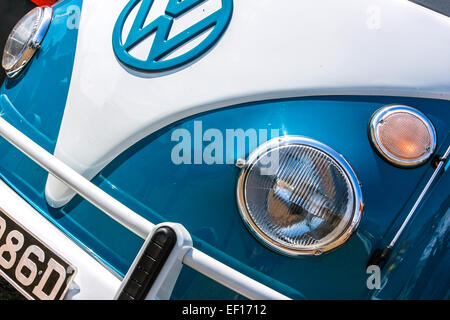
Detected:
left=113, top=0, right=233, bottom=72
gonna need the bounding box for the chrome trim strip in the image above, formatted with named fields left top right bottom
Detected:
left=0, top=116, right=291, bottom=300
left=368, top=105, right=437, bottom=167
left=388, top=145, right=450, bottom=248
left=236, top=136, right=364, bottom=256
left=0, top=179, right=122, bottom=299
left=4, top=7, right=53, bottom=79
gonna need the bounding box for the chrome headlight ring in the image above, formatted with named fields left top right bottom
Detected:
left=236, top=136, right=364, bottom=257
left=368, top=105, right=437, bottom=168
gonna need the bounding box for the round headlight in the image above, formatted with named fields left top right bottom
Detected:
left=236, top=136, right=363, bottom=256
left=368, top=105, right=436, bottom=167
left=2, top=6, right=52, bottom=79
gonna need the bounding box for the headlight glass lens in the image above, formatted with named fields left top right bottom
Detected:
left=237, top=136, right=363, bottom=256
left=2, top=7, right=52, bottom=78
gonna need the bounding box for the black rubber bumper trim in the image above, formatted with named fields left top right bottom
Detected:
left=118, top=226, right=177, bottom=300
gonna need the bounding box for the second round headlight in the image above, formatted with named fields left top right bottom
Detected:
left=236, top=136, right=363, bottom=256
left=2, top=6, right=52, bottom=78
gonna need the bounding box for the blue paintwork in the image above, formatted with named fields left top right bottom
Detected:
left=112, top=0, right=233, bottom=72
left=93, top=96, right=450, bottom=299
left=370, top=134, right=450, bottom=300
left=0, top=0, right=448, bottom=299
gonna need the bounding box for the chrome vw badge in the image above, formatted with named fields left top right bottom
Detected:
left=113, top=0, right=233, bottom=72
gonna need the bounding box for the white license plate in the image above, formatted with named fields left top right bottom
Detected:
left=0, top=208, right=76, bottom=300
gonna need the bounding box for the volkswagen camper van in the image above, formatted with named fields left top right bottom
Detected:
left=0, top=0, right=449, bottom=300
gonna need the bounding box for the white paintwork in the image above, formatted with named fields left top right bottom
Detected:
left=45, top=0, right=450, bottom=206
left=0, top=179, right=121, bottom=300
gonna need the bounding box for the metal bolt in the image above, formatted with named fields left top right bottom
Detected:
left=236, top=158, right=246, bottom=168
